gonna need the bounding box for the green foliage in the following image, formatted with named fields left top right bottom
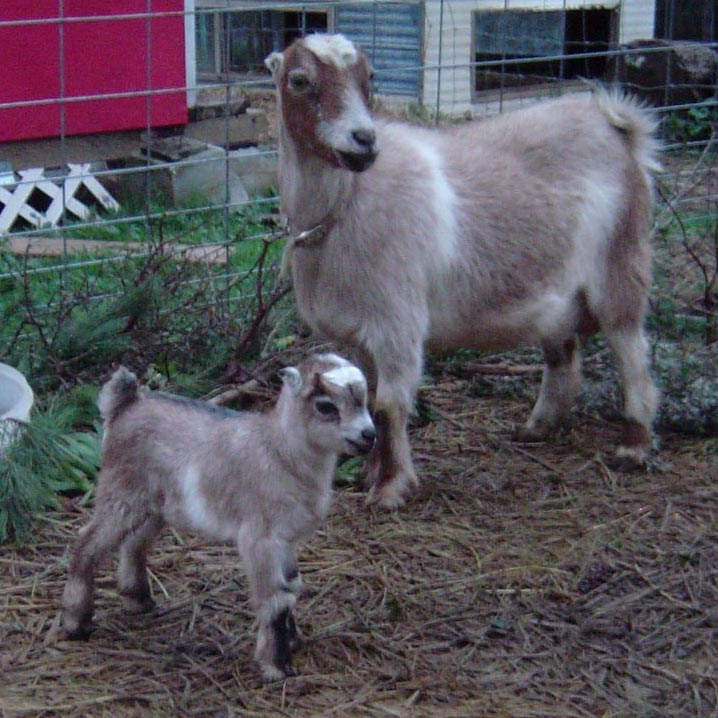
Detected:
left=577, top=338, right=717, bottom=437
left=334, top=457, right=364, bottom=487
left=0, top=402, right=101, bottom=543
left=52, top=281, right=159, bottom=367
left=399, top=101, right=459, bottom=127
left=653, top=341, right=718, bottom=436
left=663, top=100, right=718, bottom=145
left=66, top=192, right=278, bottom=247
left=0, top=190, right=288, bottom=394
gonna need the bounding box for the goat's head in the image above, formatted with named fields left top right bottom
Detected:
left=278, top=353, right=376, bottom=456
left=266, top=34, right=378, bottom=173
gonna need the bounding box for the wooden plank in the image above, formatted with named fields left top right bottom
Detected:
left=2, top=237, right=227, bottom=265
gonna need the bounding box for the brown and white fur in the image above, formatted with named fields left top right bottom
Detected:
left=60, top=353, right=375, bottom=682
left=265, top=34, right=661, bottom=509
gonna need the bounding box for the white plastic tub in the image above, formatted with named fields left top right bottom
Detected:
left=0, top=363, right=34, bottom=454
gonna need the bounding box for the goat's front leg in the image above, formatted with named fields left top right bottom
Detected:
left=237, top=529, right=299, bottom=682
left=365, top=349, right=422, bottom=509
left=515, top=337, right=582, bottom=442
left=281, top=549, right=304, bottom=653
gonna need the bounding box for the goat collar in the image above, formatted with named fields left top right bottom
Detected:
left=279, top=220, right=333, bottom=280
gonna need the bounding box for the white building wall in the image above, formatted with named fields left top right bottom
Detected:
left=619, top=0, right=656, bottom=43
left=185, top=0, right=197, bottom=108
left=422, top=0, right=656, bottom=113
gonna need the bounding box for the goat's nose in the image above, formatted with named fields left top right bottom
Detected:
left=352, top=128, right=376, bottom=151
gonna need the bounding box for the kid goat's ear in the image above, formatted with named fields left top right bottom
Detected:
left=279, top=366, right=302, bottom=392
left=265, top=52, right=284, bottom=80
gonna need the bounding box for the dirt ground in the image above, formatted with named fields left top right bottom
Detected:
left=2, top=372, right=717, bottom=718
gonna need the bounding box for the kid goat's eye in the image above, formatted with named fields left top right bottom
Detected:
left=315, top=399, right=339, bottom=419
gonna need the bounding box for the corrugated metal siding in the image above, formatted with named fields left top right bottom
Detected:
left=335, top=2, right=423, bottom=98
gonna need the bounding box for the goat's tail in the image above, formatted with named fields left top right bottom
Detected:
left=592, top=86, right=662, bottom=175
left=98, top=367, right=139, bottom=421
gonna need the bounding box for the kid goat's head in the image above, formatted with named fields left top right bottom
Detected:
left=265, top=34, right=378, bottom=173
left=278, top=353, right=376, bottom=456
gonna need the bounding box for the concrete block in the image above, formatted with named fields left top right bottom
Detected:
left=184, top=109, right=268, bottom=148
left=117, top=145, right=249, bottom=209
left=228, top=145, right=277, bottom=197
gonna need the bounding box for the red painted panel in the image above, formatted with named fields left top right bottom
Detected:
left=0, top=1, right=62, bottom=139
left=0, top=1, right=186, bottom=143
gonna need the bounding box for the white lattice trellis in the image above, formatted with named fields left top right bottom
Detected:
left=0, top=163, right=120, bottom=234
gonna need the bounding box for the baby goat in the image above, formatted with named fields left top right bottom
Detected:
left=60, top=353, right=375, bottom=681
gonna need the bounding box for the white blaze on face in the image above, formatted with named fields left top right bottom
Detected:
left=303, top=34, right=358, bottom=69
left=319, top=83, right=375, bottom=155
left=322, top=364, right=366, bottom=389
left=317, top=353, right=366, bottom=390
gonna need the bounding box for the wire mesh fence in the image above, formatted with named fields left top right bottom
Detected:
left=1, top=1, right=716, bottom=390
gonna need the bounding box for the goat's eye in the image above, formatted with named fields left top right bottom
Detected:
left=314, top=399, right=339, bottom=419
left=288, top=72, right=311, bottom=92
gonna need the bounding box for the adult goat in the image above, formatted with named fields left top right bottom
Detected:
left=266, top=34, right=660, bottom=508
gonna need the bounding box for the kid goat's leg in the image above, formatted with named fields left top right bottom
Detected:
left=281, top=546, right=303, bottom=652
left=61, top=508, right=134, bottom=639
left=237, top=527, right=299, bottom=681
left=117, top=516, right=164, bottom=612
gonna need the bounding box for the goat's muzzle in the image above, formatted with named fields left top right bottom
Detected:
left=345, top=426, right=376, bottom=455
left=336, top=148, right=378, bottom=173
left=335, top=128, right=378, bottom=172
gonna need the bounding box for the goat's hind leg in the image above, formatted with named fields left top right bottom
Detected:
left=61, top=509, right=133, bottom=640
left=515, top=337, right=582, bottom=442
left=605, top=325, right=658, bottom=469
left=117, top=515, right=163, bottom=613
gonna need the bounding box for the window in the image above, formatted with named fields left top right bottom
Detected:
left=655, top=0, right=716, bottom=42
left=196, top=7, right=328, bottom=78
left=473, top=8, right=617, bottom=96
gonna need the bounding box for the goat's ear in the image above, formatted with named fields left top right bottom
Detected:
left=279, top=366, right=302, bottom=392
left=265, top=51, right=284, bottom=80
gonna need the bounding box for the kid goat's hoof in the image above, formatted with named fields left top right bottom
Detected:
left=59, top=623, right=94, bottom=641
left=261, top=663, right=297, bottom=683
left=511, top=426, right=549, bottom=444
left=121, top=592, right=157, bottom=614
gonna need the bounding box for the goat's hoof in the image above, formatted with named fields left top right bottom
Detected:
left=609, top=422, right=651, bottom=472
left=59, top=622, right=94, bottom=641
left=605, top=449, right=647, bottom=473
left=512, top=425, right=550, bottom=443
left=261, top=663, right=296, bottom=683
left=366, top=482, right=407, bottom=509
